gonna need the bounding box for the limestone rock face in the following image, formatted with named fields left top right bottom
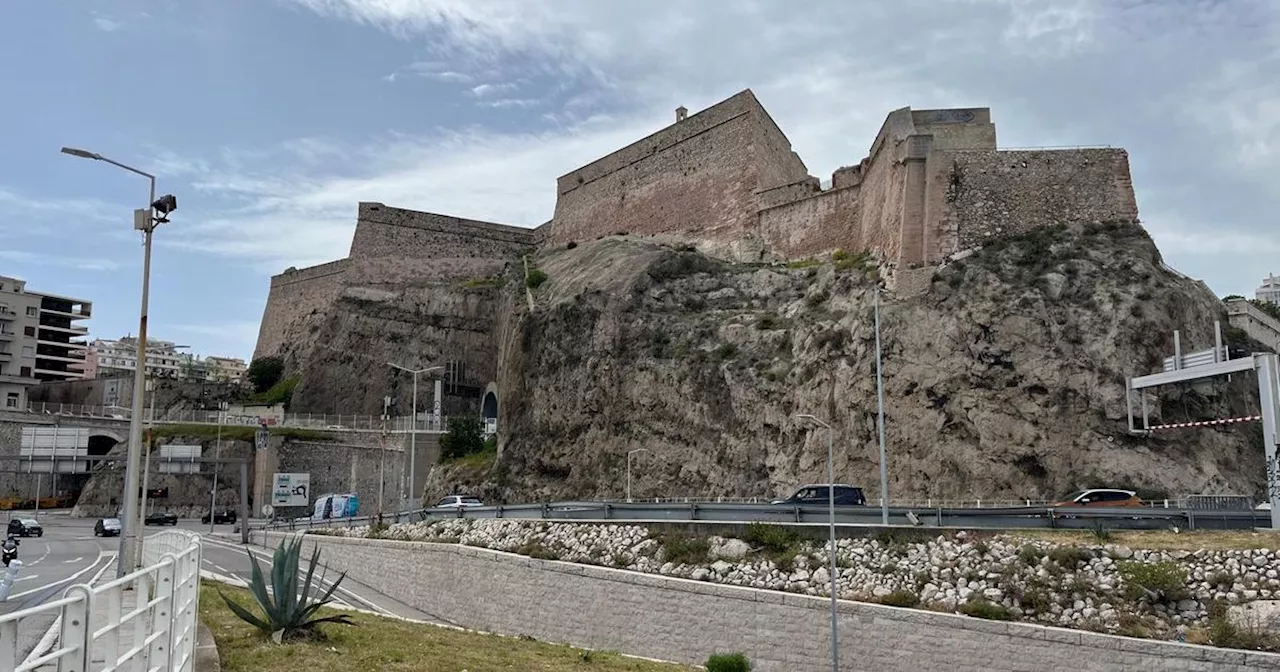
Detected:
left=471, top=222, right=1262, bottom=504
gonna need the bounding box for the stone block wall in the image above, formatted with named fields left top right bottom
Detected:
left=348, top=202, right=536, bottom=262
left=545, top=89, right=810, bottom=261
left=1227, top=299, right=1280, bottom=353
left=758, top=186, right=860, bottom=260
left=253, top=258, right=351, bottom=361
left=939, top=148, right=1139, bottom=254
left=273, top=438, right=405, bottom=516
left=260, top=532, right=1280, bottom=672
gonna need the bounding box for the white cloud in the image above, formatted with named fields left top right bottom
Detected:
left=177, top=0, right=1278, bottom=301
left=0, top=250, right=123, bottom=272
left=93, top=16, right=124, bottom=32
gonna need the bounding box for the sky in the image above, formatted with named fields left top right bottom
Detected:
left=1, top=0, right=1277, bottom=361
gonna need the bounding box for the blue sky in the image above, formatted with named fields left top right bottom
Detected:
left=1, top=0, right=1277, bottom=361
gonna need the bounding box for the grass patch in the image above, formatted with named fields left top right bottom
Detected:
left=463, top=276, right=505, bottom=288
left=831, top=249, right=873, bottom=272
left=958, top=598, right=1016, bottom=621
left=660, top=534, right=711, bottom=565
left=1118, top=560, right=1189, bottom=603
left=247, top=376, right=299, bottom=406
left=876, top=589, right=921, bottom=608
left=444, top=443, right=498, bottom=470
left=1009, top=530, right=1280, bottom=552
left=201, top=581, right=691, bottom=671
left=150, top=424, right=336, bottom=442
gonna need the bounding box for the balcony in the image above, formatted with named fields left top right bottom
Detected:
left=0, top=331, right=12, bottom=342
left=0, top=351, right=11, bottom=362
left=37, top=323, right=89, bottom=336
left=0, top=310, right=14, bottom=321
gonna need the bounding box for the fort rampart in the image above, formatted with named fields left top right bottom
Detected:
left=254, top=89, right=1142, bottom=373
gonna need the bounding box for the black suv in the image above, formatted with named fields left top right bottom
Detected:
left=7, top=518, right=42, bottom=537
left=202, top=509, right=237, bottom=525
left=772, top=484, right=867, bottom=506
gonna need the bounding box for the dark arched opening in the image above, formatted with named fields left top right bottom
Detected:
left=481, top=391, right=498, bottom=420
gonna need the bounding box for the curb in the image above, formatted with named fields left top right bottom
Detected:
left=195, top=622, right=221, bottom=672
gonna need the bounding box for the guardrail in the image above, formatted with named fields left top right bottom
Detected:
left=18, top=402, right=454, bottom=434
left=257, top=501, right=1272, bottom=533
left=0, top=529, right=201, bottom=672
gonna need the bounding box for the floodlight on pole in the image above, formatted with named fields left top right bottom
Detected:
left=61, top=145, right=173, bottom=579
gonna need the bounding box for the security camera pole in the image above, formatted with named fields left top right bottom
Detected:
left=60, top=147, right=176, bottom=577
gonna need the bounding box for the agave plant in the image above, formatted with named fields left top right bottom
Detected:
left=219, top=537, right=355, bottom=643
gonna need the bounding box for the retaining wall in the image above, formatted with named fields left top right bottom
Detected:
left=261, top=532, right=1280, bottom=672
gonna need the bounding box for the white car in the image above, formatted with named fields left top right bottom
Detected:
left=433, top=495, right=484, bottom=509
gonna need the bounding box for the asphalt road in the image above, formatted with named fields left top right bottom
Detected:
left=0, top=513, right=438, bottom=666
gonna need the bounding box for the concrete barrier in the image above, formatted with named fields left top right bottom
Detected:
left=258, top=531, right=1280, bottom=672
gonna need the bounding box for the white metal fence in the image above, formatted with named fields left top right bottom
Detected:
left=0, top=529, right=201, bottom=672
left=18, top=401, right=455, bottom=433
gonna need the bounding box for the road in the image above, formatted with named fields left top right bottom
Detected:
left=0, top=512, right=438, bottom=666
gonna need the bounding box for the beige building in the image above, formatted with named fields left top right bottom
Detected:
left=0, top=275, right=92, bottom=409
left=205, top=355, right=247, bottom=383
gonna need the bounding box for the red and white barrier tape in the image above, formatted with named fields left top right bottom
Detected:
left=1147, top=415, right=1262, bottom=431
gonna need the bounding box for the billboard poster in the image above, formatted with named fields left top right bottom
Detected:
left=272, top=472, right=310, bottom=507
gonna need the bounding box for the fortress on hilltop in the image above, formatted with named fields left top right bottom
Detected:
left=254, top=89, right=1140, bottom=410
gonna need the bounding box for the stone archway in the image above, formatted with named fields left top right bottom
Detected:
left=481, top=383, right=498, bottom=435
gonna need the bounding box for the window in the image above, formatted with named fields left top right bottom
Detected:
left=19, top=366, right=31, bottom=377
left=4, top=393, right=16, bottom=408
left=21, top=346, right=33, bottom=357
left=23, top=326, right=34, bottom=337
left=25, top=307, right=36, bottom=317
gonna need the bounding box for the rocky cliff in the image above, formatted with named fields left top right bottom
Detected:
left=452, top=221, right=1263, bottom=504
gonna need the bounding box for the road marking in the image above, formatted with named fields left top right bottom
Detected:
left=25, top=544, right=50, bottom=567
left=202, top=536, right=365, bottom=612
left=13, top=574, right=39, bottom=583
left=63, top=556, right=84, bottom=564
left=8, top=548, right=108, bottom=602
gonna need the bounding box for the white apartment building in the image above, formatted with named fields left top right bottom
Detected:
left=87, top=337, right=247, bottom=384
left=0, top=275, right=92, bottom=409
left=1258, top=274, right=1280, bottom=307
left=91, top=336, right=188, bottom=380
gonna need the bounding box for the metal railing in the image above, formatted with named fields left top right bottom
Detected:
left=256, top=500, right=1273, bottom=533
left=0, top=529, right=201, bottom=672
left=17, top=402, right=454, bottom=434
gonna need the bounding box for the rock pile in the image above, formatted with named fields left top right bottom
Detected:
left=320, top=520, right=1280, bottom=642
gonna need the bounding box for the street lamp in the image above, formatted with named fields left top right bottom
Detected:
left=209, top=401, right=228, bottom=533
left=874, top=286, right=889, bottom=525
left=795, top=413, right=839, bottom=672
left=626, top=449, right=649, bottom=503
left=61, top=146, right=177, bottom=578
left=388, top=363, right=443, bottom=508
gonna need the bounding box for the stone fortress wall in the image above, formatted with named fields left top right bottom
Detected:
left=253, top=88, right=1142, bottom=377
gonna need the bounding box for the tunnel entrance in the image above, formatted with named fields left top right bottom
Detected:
left=87, top=434, right=119, bottom=472
left=481, top=390, right=498, bottom=434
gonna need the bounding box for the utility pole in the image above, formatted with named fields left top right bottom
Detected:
left=388, top=363, right=442, bottom=508
left=378, top=395, right=390, bottom=525
left=209, top=401, right=226, bottom=533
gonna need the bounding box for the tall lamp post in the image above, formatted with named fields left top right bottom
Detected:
left=208, top=401, right=227, bottom=533
left=388, top=363, right=442, bottom=508
left=61, top=146, right=177, bottom=578
left=625, top=448, right=649, bottom=503
left=874, top=286, right=889, bottom=525
left=795, top=413, right=839, bottom=672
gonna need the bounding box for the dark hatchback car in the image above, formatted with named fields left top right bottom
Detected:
left=772, top=484, right=867, bottom=506
left=6, top=518, right=42, bottom=537
left=144, top=512, right=179, bottom=526
left=201, top=508, right=238, bottom=525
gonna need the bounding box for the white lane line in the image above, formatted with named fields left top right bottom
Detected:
left=63, top=556, right=84, bottom=564
left=25, top=544, right=50, bottom=567
left=21, top=555, right=115, bottom=668
left=202, top=537, right=364, bottom=611
left=13, top=574, right=40, bottom=583
left=7, top=548, right=107, bottom=602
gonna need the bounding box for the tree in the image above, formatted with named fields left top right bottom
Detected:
left=246, top=356, right=285, bottom=394
left=439, top=415, right=485, bottom=460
